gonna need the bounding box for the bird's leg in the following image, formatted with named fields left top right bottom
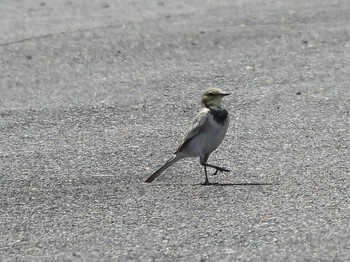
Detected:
left=203, top=163, right=230, bottom=175
left=201, top=165, right=210, bottom=185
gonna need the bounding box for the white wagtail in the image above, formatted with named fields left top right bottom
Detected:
left=145, top=87, right=230, bottom=185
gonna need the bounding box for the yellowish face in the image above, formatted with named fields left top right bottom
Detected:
left=201, top=88, right=230, bottom=106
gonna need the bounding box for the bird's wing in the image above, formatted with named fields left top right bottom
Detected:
left=175, top=108, right=209, bottom=153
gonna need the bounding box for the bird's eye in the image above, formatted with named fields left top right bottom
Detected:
left=208, top=93, right=214, bottom=96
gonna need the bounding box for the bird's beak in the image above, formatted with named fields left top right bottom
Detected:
left=221, top=92, right=231, bottom=96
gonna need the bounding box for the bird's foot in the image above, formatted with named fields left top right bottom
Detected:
left=212, top=167, right=230, bottom=176
left=201, top=181, right=219, bottom=186
left=201, top=179, right=211, bottom=186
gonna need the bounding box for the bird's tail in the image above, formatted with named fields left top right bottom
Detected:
left=145, top=155, right=181, bottom=183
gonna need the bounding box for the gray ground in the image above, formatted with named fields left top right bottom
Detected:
left=1, top=0, right=350, bottom=261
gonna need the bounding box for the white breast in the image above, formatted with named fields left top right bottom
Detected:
left=203, top=114, right=229, bottom=153
left=184, top=113, right=229, bottom=157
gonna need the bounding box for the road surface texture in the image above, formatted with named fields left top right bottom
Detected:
left=1, top=0, right=349, bottom=261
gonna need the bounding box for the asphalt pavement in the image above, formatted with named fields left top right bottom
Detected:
left=1, top=0, right=349, bottom=261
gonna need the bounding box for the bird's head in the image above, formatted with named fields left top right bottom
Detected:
left=201, top=87, right=230, bottom=107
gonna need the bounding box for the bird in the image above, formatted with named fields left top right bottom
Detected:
left=145, top=87, right=230, bottom=185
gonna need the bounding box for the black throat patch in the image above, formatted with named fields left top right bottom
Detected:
left=208, top=107, right=228, bottom=125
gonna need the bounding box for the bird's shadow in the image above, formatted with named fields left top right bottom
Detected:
left=196, top=182, right=278, bottom=187
left=147, top=182, right=278, bottom=187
